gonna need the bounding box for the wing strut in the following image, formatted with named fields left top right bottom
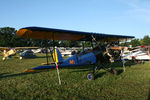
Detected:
left=52, top=33, right=61, bottom=85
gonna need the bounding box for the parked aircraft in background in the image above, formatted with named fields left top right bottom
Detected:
left=122, top=46, right=150, bottom=62
left=60, top=49, right=72, bottom=57
left=31, top=48, right=42, bottom=53
left=0, top=47, right=38, bottom=60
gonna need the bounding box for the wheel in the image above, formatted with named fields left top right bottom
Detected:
left=87, top=72, right=94, bottom=80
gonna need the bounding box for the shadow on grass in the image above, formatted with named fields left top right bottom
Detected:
left=94, top=72, right=106, bottom=79
left=117, top=69, right=124, bottom=75
left=0, top=66, right=93, bottom=79
left=36, top=56, right=47, bottom=59
left=148, top=87, right=150, bottom=100
left=71, top=69, right=91, bottom=73
left=0, top=72, right=40, bottom=79
left=94, top=69, right=124, bottom=80
left=65, top=61, right=137, bottom=80
left=0, top=73, right=10, bottom=77
left=125, top=61, right=145, bottom=67
left=0, top=61, right=140, bottom=80
left=111, top=61, right=137, bottom=68
left=64, top=65, right=93, bottom=70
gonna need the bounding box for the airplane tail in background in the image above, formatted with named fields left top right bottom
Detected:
left=53, top=48, right=64, bottom=64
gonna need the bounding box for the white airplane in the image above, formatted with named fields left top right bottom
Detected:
left=0, top=47, right=38, bottom=60
left=32, top=48, right=42, bottom=53
left=122, top=46, right=150, bottom=61
left=60, top=49, right=72, bottom=57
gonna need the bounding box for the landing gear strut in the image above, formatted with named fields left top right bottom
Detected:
left=86, top=64, right=118, bottom=80
left=86, top=65, right=98, bottom=80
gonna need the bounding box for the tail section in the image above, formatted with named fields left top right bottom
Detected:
left=53, top=48, right=64, bottom=63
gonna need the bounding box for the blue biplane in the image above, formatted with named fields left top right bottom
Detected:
left=17, top=27, right=134, bottom=82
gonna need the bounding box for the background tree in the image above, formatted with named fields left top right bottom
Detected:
left=130, top=39, right=141, bottom=47
left=58, top=40, right=81, bottom=47
left=0, top=27, right=16, bottom=47
left=141, top=35, right=150, bottom=45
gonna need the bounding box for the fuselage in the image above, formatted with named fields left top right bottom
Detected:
left=24, top=47, right=112, bottom=72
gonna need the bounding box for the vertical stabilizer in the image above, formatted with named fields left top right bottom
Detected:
left=53, top=48, right=64, bottom=64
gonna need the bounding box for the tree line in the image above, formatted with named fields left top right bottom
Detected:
left=0, top=27, right=150, bottom=47
left=121, top=35, right=150, bottom=47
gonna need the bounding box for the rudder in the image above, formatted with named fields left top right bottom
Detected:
left=53, top=48, right=64, bottom=64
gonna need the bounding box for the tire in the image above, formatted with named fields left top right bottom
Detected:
left=87, top=72, right=94, bottom=80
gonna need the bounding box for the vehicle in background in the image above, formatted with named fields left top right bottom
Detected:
left=20, top=50, right=36, bottom=59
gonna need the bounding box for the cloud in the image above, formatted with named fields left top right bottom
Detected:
left=119, top=0, right=150, bottom=23
left=128, top=8, right=150, bottom=22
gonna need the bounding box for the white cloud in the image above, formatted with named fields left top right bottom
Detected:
left=128, top=8, right=150, bottom=22
left=119, top=0, right=150, bottom=23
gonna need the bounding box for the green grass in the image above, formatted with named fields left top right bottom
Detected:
left=0, top=54, right=150, bottom=100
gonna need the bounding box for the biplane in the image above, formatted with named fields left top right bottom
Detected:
left=17, top=27, right=134, bottom=83
left=0, top=47, right=38, bottom=60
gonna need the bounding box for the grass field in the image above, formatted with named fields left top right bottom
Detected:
left=0, top=54, right=150, bottom=100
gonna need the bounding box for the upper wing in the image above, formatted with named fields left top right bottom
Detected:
left=17, top=27, right=134, bottom=42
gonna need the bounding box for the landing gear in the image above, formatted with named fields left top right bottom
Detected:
left=87, top=65, right=99, bottom=80
left=87, top=72, right=94, bottom=80
left=86, top=64, right=118, bottom=80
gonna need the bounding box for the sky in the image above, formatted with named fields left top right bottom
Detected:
left=0, top=0, right=150, bottom=39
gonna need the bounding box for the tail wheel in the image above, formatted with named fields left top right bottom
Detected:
left=87, top=72, right=94, bottom=80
